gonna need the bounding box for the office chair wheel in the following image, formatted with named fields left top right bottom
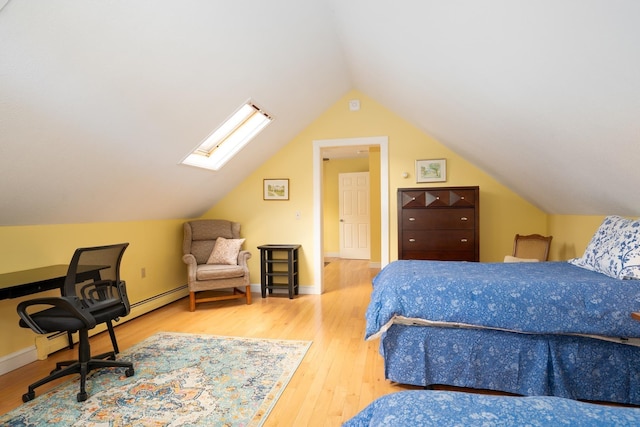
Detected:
left=22, top=391, right=35, bottom=402
left=125, top=367, right=134, bottom=377
left=77, top=391, right=88, bottom=402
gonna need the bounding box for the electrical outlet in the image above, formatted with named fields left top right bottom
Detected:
left=295, top=211, right=301, bottom=220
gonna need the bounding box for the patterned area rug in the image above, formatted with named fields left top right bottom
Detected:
left=1, top=332, right=311, bottom=426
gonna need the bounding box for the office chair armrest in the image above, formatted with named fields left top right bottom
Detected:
left=16, top=297, right=96, bottom=334
left=80, top=279, right=114, bottom=302
left=115, top=279, right=131, bottom=316
left=80, top=279, right=131, bottom=316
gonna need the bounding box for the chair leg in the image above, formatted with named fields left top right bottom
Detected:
left=78, top=360, right=89, bottom=402
left=23, top=329, right=134, bottom=403
left=189, top=292, right=196, bottom=311
left=245, top=285, right=252, bottom=304
left=25, top=360, right=84, bottom=400
left=106, top=320, right=119, bottom=354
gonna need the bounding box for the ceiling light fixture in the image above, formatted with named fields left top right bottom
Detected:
left=181, top=100, right=272, bottom=171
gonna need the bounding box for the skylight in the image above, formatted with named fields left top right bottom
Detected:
left=181, top=100, right=272, bottom=171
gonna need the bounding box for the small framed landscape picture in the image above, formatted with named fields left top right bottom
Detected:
left=263, top=179, right=289, bottom=200
left=416, top=159, right=446, bottom=183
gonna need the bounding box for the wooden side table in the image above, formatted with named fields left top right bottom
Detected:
left=257, top=244, right=301, bottom=299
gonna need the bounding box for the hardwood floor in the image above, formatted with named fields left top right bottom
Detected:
left=0, top=259, right=419, bottom=425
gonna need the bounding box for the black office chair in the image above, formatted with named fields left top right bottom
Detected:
left=64, top=249, right=125, bottom=355
left=16, top=243, right=134, bottom=402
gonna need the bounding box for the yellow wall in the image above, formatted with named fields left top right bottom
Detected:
left=548, top=215, right=606, bottom=260
left=0, top=220, right=186, bottom=357
left=204, top=90, right=554, bottom=289
left=201, top=134, right=316, bottom=287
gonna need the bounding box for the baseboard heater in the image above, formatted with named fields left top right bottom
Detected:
left=131, top=284, right=188, bottom=309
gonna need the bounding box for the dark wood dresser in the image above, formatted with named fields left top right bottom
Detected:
left=398, top=186, right=479, bottom=261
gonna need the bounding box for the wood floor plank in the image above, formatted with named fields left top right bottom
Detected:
left=0, top=259, right=417, bottom=425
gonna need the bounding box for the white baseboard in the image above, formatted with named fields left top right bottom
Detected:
left=0, top=345, right=38, bottom=376
left=0, top=285, right=190, bottom=373
left=249, top=283, right=320, bottom=296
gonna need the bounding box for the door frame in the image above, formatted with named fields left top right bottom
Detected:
left=312, top=136, right=389, bottom=294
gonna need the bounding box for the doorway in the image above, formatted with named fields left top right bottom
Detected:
left=312, top=136, right=389, bottom=294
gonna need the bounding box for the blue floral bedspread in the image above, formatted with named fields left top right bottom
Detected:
left=366, top=260, right=640, bottom=340
left=343, top=390, right=640, bottom=427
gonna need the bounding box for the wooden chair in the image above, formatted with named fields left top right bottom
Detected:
left=512, top=234, right=553, bottom=261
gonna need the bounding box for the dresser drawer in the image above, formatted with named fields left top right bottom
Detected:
left=401, top=230, right=475, bottom=251
left=402, top=209, right=475, bottom=230
left=400, top=188, right=477, bottom=208
left=401, top=250, right=476, bottom=262
left=438, top=188, right=476, bottom=207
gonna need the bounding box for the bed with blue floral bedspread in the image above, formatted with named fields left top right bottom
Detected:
left=343, top=390, right=640, bottom=427
left=366, top=259, right=640, bottom=404
left=366, top=260, right=640, bottom=340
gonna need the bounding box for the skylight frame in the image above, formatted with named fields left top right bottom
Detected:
left=181, top=100, right=273, bottom=171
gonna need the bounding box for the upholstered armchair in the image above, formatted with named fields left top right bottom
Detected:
left=182, top=219, right=252, bottom=311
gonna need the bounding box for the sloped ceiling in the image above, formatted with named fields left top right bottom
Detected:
left=1, top=1, right=638, bottom=226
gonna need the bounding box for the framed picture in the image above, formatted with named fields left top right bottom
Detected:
left=416, top=159, right=446, bottom=183
left=263, top=179, right=289, bottom=200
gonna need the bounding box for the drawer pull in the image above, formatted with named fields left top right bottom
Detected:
left=436, top=196, right=440, bottom=200
left=412, top=197, right=416, bottom=200
left=461, top=196, right=465, bottom=200
left=409, top=238, right=416, bottom=242
left=460, top=217, right=468, bottom=221
left=408, top=217, right=416, bottom=221
left=460, top=238, right=468, bottom=243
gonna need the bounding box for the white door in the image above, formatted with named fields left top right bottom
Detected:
left=339, top=172, right=370, bottom=259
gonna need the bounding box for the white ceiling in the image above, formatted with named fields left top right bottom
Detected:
left=1, top=1, right=639, bottom=226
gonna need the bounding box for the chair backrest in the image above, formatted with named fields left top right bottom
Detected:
left=183, top=220, right=241, bottom=264
left=512, top=234, right=552, bottom=261
left=64, top=243, right=130, bottom=313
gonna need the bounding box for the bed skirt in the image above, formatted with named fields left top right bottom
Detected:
left=381, top=324, right=640, bottom=405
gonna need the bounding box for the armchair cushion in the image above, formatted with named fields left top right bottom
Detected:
left=207, top=237, right=246, bottom=265
left=196, top=264, right=247, bottom=281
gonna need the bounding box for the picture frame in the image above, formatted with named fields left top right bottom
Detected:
left=416, top=159, right=446, bottom=183
left=263, top=179, right=289, bottom=200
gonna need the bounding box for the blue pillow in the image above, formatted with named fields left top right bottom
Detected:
left=569, top=215, right=640, bottom=279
